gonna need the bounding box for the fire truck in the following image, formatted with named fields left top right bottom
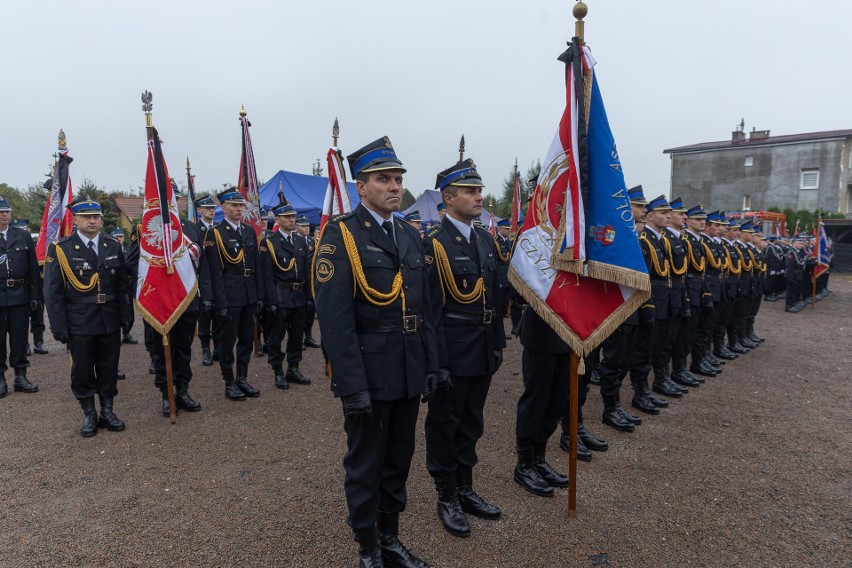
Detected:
left=726, top=210, right=787, bottom=236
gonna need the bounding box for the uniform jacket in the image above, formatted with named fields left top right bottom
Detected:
left=313, top=204, right=439, bottom=401
left=424, top=216, right=506, bottom=377
left=0, top=226, right=41, bottom=307
left=701, top=233, right=723, bottom=302
left=639, top=227, right=670, bottom=320
left=733, top=240, right=753, bottom=296
left=260, top=230, right=309, bottom=309
left=683, top=229, right=707, bottom=308
left=663, top=228, right=689, bottom=310
left=720, top=238, right=740, bottom=300
left=493, top=235, right=512, bottom=288
left=204, top=220, right=262, bottom=309
left=44, top=232, right=132, bottom=336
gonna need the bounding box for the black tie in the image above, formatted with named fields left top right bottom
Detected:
left=87, top=240, right=96, bottom=263
left=0, top=233, right=5, bottom=247
left=286, top=234, right=292, bottom=246
left=382, top=221, right=394, bottom=241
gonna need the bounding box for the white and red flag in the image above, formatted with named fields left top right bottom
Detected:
left=510, top=167, right=522, bottom=234
left=320, top=146, right=352, bottom=230
left=36, top=138, right=74, bottom=263
left=508, top=41, right=650, bottom=356
left=136, top=127, right=198, bottom=335
left=237, top=109, right=264, bottom=235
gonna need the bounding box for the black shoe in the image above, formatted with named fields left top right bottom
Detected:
left=716, top=346, right=738, bottom=360
left=646, top=393, right=669, bottom=408
left=632, top=395, right=661, bottom=415
left=122, top=334, right=139, bottom=345
left=80, top=412, right=98, bottom=437
left=671, top=370, right=701, bottom=387
left=13, top=374, right=39, bottom=393
left=578, top=424, right=608, bottom=451
left=706, top=353, right=724, bottom=366
left=616, top=404, right=642, bottom=425
left=235, top=378, right=260, bottom=397
left=504, top=333, right=512, bottom=340
left=26, top=344, right=31, bottom=357
left=602, top=408, right=635, bottom=432
left=749, top=333, right=765, bottom=343
left=378, top=533, right=428, bottom=568
left=434, top=476, right=470, bottom=537
left=513, top=446, right=554, bottom=497
left=286, top=367, right=311, bottom=385
left=456, top=466, right=501, bottom=519
left=358, top=547, right=385, bottom=568
left=588, top=370, right=601, bottom=385
left=729, top=343, right=749, bottom=354
left=534, top=442, right=570, bottom=486
left=653, top=380, right=684, bottom=398
left=558, top=433, right=592, bottom=461
left=161, top=396, right=170, bottom=417
left=148, top=362, right=156, bottom=374
left=97, top=398, right=125, bottom=432
left=665, top=378, right=689, bottom=394
left=0, top=379, right=7, bottom=399
left=33, top=341, right=48, bottom=355
left=742, top=338, right=760, bottom=349
left=175, top=391, right=201, bottom=412
left=201, top=348, right=213, bottom=366
left=303, top=336, right=321, bottom=349
left=225, top=383, right=247, bottom=401
left=274, top=369, right=290, bottom=390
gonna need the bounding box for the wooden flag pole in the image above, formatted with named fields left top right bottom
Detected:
left=163, top=334, right=177, bottom=424
left=568, top=351, right=580, bottom=517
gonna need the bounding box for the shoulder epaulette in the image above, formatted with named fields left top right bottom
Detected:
left=332, top=212, right=355, bottom=224
left=104, top=233, right=118, bottom=243
left=426, top=225, right=444, bottom=239
left=56, top=236, right=72, bottom=244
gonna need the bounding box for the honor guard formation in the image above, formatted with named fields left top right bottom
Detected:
left=4, top=137, right=834, bottom=568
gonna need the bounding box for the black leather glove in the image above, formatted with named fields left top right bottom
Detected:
left=256, top=301, right=264, bottom=315
left=30, top=299, right=42, bottom=311
left=436, top=368, right=453, bottom=398
left=493, top=349, right=504, bottom=374
left=201, top=300, right=214, bottom=313
left=217, top=308, right=231, bottom=321
left=52, top=330, right=69, bottom=344
left=268, top=304, right=278, bottom=314
left=342, top=390, right=373, bottom=423
left=640, top=303, right=655, bottom=328
left=423, top=371, right=439, bottom=403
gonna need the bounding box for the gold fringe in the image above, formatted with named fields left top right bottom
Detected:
left=585, top=260, right=651, bottom=291
left=136, top=279, right=199, bottom=337
left=549, top=255, right=585, bottom=275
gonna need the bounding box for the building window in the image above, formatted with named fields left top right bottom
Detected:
left=742, top=194, right=751, bottom=211
left=801, top=168, right=820, bottom=189
left=744, top=156, right=754, bottom=167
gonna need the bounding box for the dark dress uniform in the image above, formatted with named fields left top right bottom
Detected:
left=680, top=226, right=713, bottom=378
left=729, top=237, right=753, bottom=352
left=715, top=235, right=742, bottom=357
left=493, top=230, right=512, bottom=333
left=0, top=224, right=41, bottom=396
left=29, top=264, right=49, bottom=355
left=204, top=193, right=263, bottom=400
left=301, top=227, right=320, bottom=348
left=694, top=229, right=723, bottom=370
left=424, top=204, right=506, bottom=535
left=44, top=220, right=132, bottom=436
left=260, top=225, right=311, bottom=388
left=659, top=227, right=697, bottom=389
left=196, top=218, right=222, bottom=364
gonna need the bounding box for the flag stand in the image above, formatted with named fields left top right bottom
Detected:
left=568, top=351, right=580, bottom=517
left=163, top=335, right=177, bottom=424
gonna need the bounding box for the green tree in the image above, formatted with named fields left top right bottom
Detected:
left=312, top=159, right=324, bottom=177
left=495, top=160, right=540, bottom=218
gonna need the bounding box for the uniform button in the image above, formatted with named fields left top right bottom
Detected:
left=404, top=285, right=409, bottom=290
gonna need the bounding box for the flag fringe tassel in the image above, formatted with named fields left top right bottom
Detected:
left=135, top=279, right=198, bottom=337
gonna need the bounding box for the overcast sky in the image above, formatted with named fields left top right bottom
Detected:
left=2, top=0, right=849, bottom=206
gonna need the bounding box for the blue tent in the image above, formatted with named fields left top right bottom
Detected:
left=401, top=188, right=524, bottom=226
left=214, top=170, right=359, bottom=226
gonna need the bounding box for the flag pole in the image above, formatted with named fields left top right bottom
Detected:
left=459, top=134, right=465, bottom=162
left=143, top=90, right=177, bottom=424
left=567, top=0, right=589, bottom=520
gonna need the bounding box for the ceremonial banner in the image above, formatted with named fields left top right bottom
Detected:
left=813, top=216, right=829, bottom=279
left=508, top=42, right=650, bottom=355
left=36, top=146, right=74, bottom=263
left=186, top=167, right=197, bottom=222
left=320, top=146, right=352, bottom=229
left=136, top=127, right=198, bottom=335
left=510, top=168, right=522, bottom=234
left=238, top=111, right=263, bottom=235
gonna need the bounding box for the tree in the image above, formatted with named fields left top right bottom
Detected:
left=312, top=159, right=324, bottom=177
left=494, top=160, right=540, bottom=218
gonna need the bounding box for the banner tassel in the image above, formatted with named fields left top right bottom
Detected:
left=577, top=357, right=586, bottom=375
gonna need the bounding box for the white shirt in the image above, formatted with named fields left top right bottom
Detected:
left=78, top=233, right=100, bottom=250
left=644, top=225, right=662, bottom=239
left=224, top=218, right=241, bottom=232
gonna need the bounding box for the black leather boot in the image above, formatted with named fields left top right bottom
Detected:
left=355, top=527, right=384, bottom=568
left=377, top=511, right=430, bottom=568
left=578, top=424, right=608, bottom=451
left=631, top=393, right=660, bottom=415
left=671, top=369, right=701, bottom=387
left=79, top=397, right=98, bottom=437
left=303, top=336, right=321, bottom=349
left=97, top=396, right=125, bottom=431
left=534, top=440, right=569, bottom=487
left=33, top=333, right=48, bottom=354
left=646, top=392, right=669, bottom=408
left=456, top=465, right=501, bottom=519
left=434, top=475, right=470, bottom=537
left=601, top=394, right=634, bottom=432
left=201, top=348, right=213, bottom=366
left=223, top=369, right=246, bottom=401
left=13, top=369, right=38, bottom=393
left=558, top=430, right=592, bottom=461
left=235, top=365, right=260, bottom=397
left=286, top=364, right=311, bottom=385
left=513, top=444, right=554, bottom=497
left=0, top=376, right=7, bottom=399
left=273, top=366, right=289, bottom=390
left=175, top=383, right=201, bottom=412
left=715, top=346, right=738, bottom=360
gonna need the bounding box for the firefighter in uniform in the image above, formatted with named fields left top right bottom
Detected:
left=313, top=136, right=438, bottom=568
left=204, top=188, right=262, bottom=401
left=493, top=218, right=513, bottom=340
left=44, top=199, right=132, bottom=436
left=423, top=158, right=506, bottom=538
left=260, top=202, right=312, bottom=389
left=714, top=215, right=742, bottom=360
left=295, top=214, right=321, bottom=349
left=14, top=218, right=48, bottom=357
left=195, top=195, right=221, bottom=365
left=0, top=201, right=41, bottom=397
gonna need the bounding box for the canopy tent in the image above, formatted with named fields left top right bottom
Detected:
left=213, top=170, right=359, bottom=226
left=401, top=188, right=524, bottom=227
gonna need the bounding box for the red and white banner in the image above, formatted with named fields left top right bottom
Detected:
left=136, top=128, right=198, bottom=336
left=36, top=152, right=74, bottom=263
left=320, top=146, right=352, bottom=230
left=238, top=113, right=264, bottom=235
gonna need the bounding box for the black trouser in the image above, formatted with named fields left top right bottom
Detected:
left=0, top=304, right=30, bottom=374
left=631, top=317, right=666, bottom=391
left=676, top=303, right=700, bottom=368
left=219, top=304, right=255, bottom=373
left=197, top=309, right=222, bottom=352
left=713, top=297, right=735, bottom=351
left=694, top=302, right=716, bottom=362
left=728, top=297, right=748, bottom=344
left=599, top=322, right=639, bottom=398
left=425, top=374, right=492, bottom=476
left=652, top=311, right=677, bottom=378
left=785, top=277, right=801, bottom=307
left=151, top=310, right=199, bottom=391
left=258, top=307, right=273, bottom=347
left=304, top=300, right=316, bottom=339
left=516, top=349, right=569, bottom=447
left=69, top=330, right=120, bottom=399
left=267, top=306, right=306, bottom=368
left=343, top=396, right=419, bottom=530
left=29, top=300, right=45, bottom=336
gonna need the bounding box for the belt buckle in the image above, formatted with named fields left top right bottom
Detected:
left=96, top=293, right=107, bottom=304
left=402, top=315, right=418, bottom=335
left=482, top=309, right=493, bottom=325
left=244, top=268, right=252, bottom=277
left=5, top=279, right=15, bottom=287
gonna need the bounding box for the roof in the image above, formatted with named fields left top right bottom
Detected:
left=110, top=195, right=189, bottom=220
left=663, top=129, right=852, bottom=155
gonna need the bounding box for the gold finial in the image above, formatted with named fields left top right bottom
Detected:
left=459, top=134, right=465, bottom=162
left=240, top=105, right=247, bottom=117
left=186, top=156, right=191, bottom=170
left=333, top=117, right=340, bottom=146
left=58, top=129, right=67, bottom=150
left=573, top=1, right=588, bottom=41
left=141, top=90, right=154, bottom=137
left=514, top=157, right=518, bottom=169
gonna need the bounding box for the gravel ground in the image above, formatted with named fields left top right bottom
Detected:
left=2, top=276, right=850, bottom=567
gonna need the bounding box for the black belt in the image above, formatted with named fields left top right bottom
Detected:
left=0, top=278, right=25, bottom=287
left=276, top=281, right=305, bottom=290
left=224, top=268, right=254, bottom=277
left=67, top=293, right=116, bottom=304
left=444, top=308, right=494, bottom=325
left=649, top=277, right=669, bottom=286
left=357, top=315, right=422, bottom=335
